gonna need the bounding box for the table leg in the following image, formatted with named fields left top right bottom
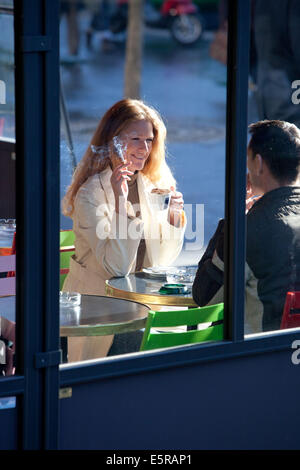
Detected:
left=187, top=305, right=198, bottom=331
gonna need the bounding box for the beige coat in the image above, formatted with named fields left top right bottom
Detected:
left=63, top=167, right=186, bottom=361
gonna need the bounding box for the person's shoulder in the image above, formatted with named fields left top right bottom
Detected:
left=247, top=199, right=265, bottom=223
left=77, top=170, right=111, bottom=204
left=79, top=174, right=99, bottom=195
left=246, top=187, right=294, bottom=240
left=248, top=187, right=300, bottom=223
left=246, top=197, right=270, bottom=246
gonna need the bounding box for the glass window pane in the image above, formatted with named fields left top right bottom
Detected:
left=245, top=0, right=300, bottom=336
left=59, top=0, right=227, bottom=363
left=0, top=0, right=16, bottom=377
left=0, top=0, right=15, bottom=140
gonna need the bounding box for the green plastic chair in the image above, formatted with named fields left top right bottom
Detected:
left=59, top=230, right=75, bottom=290
left=140, top=303, right=224, bottom=351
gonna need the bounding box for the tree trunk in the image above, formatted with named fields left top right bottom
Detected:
left=124, top=0, right=144, bottom=99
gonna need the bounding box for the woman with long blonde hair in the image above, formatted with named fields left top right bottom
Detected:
left=62, top=99, right=186, bottom=361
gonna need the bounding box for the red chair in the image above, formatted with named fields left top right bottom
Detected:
left=280, top=292, right=300, bottom=329
left=7, top=231, right=16, bottom=278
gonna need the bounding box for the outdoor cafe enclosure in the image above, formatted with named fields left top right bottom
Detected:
left=0, top=0, right=300, bottom=450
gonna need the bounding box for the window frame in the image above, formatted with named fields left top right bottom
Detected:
left=1, top=0, right=300, bottom=449
left=59, top=0, right=300, bottom=385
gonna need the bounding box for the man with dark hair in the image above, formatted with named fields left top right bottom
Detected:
left=192, top=120, right=300, bottom=333
left=248, top=120, right=300, bottom=184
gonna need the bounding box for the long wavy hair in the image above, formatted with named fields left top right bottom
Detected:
left=62, top=99, right=176, bottom=217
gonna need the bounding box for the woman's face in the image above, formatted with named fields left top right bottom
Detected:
left=117, top=120, right=154, bottom=172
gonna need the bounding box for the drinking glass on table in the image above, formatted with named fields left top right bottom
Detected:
left=59, top=291, right=81, bottom=307
left=166, top=266, right=197, bottom=285
left=0, top=219, right=16, bottom=249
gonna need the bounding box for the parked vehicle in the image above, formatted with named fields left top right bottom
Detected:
left=193, top=0, right=220, bottom=31
left=109, top=0, right=204, bottom=46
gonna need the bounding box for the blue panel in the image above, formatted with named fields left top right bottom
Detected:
left=0, top=405, right=18, bottom=450
left=59, top=349, right=300, bottom=450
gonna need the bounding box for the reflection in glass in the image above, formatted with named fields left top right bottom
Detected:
left=245, top=0, right=300, bottom=335
left=59, top=0, right=227, bottom=361
left=0, top=1, right=15, bottom=140
left=0, top=1, right=16, bottom=376
left=253, top=0, right=300, bottom=127
left=0, top=396, right=16, bottom=409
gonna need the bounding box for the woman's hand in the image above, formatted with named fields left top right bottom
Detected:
left=168, top=186, right=184, bottom=227
left=110, top=161, right=134, bottom=214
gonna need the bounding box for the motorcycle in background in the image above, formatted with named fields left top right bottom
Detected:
left=107, top=0, right=204, bottom=47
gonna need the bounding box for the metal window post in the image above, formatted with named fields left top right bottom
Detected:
left=14, top=0, right=60, bottom=449
left=224, top=0, right=251, bottom=341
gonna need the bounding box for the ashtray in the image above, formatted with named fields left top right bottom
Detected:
left=159, top=283, right=190, bottom=295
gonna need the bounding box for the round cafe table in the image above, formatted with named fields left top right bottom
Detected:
left=0, top=294, right=150, bottom=337
left=105, top=271, right=198, bottom=308
left=60, top=294, right=150, bottom=337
